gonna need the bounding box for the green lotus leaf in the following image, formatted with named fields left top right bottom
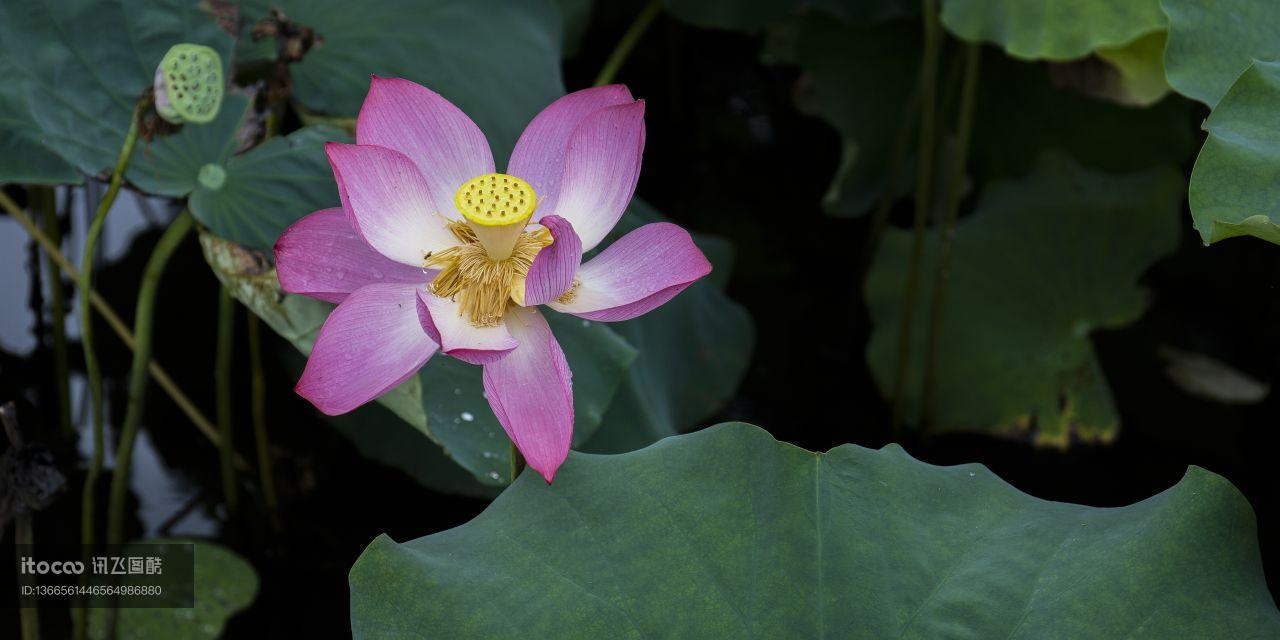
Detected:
left=941, top=0, right=1166, bottom=61
left=236, top=0, right=564, bottom=163
left=0, top=0, right=233, bottom=180
left=866, top=153, right=1182, bottom=445
left=1187, top=59, right=1280, bottom=246
left=350, top=422, right=1280, bottom=638
left=1161, top=0, right=1280, bottom=108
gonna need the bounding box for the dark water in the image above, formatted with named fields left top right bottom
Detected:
left=3, top=8, right=1279, bottom=639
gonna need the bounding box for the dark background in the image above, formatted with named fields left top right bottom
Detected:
left=3, top=3, right=1278, bottom=637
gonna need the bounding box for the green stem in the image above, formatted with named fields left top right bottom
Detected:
left=247, top=314, right=280, bottom=531
left=593, top=0, right=662, bottom=87
left=77, top=101, right=142, bottom=640
left=0, top=191, right=239, bottom=464
left=216, top=286, right=238, bottom=514
left=890, top=0, right=942, bottom=436
left=36, top=187, right=74, bottom=438
left=922, top=44, right=981, bottom=428
left=106, top=212, right=194, bottom=548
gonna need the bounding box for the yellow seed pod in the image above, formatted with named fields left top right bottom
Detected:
left=454, top=173, right=537, bottom=227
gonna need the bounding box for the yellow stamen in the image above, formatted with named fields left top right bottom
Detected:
left=427, top=221, right=552, bottom=327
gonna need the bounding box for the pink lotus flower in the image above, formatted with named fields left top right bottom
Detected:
left=274, top=77, right=711, bottom=482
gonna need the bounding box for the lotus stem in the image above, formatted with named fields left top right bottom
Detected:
left=922, top=43, right=982, bottom=428
left=593, top=0, right=662, bottom=87
left=34, top=187, right=75, bottom=438
left=216, top=285, right=239, bottom=514
left=247, top=314, right=281, bottom=531
left=77, top=100, right=143, bottom=640
left=106, top=211, right=194, bottom=548
left=890, top=0, right=942, bottom=436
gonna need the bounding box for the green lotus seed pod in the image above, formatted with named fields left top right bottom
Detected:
left=153, top=43, right=224, bottom=124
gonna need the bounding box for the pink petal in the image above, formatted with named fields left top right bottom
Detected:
left=296, top=283, right=438, bottom=415
left=326, top=142, right=460, bottom=267
left=275, top=208, right=432, bottom=304
left=482, top=307, right=573, bottom=483
left=508, top=85, right=634, bottom=216
left=417, top=290, right=518, bottom=365
left=357, top=76, right=494, bottom=218
left=549, top=222, right=711, bottom=322
left=547, top=100, right=646, bottom=252
left=522, top=215, right=583, bottom=306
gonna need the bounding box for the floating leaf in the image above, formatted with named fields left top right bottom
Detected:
left=1161, top=0, right=1280, bottom=107
left=0, top=0, right=233, bottom=178
left=237, top=0, right=564, bottom=163
left=866, top=154, right=1182, bottom=445
left=350, top=422, right=1280, bottom=638
left=941, top=0, right=1166, bottom=61
left=90, top=540, right=257, bottom=640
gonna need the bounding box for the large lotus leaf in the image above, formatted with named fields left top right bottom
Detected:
left=349, top=422, right=1280, bottom=638
left=1162, top=0, right=1280, bottom=108
left=0, top=0, right=234, bottom=179
left=866, top=154, right=1182, bottom=445
left=199, top=232, right=636, bottom=489
left=583, top=201, right=754, bottom=453
left=0, top=58, right=79, bottom=184
left=941, top=0, right=1166, bottom=61
left=1187, top=60, right=1280, bottom=246
left=235, top=0, right=563, bottom=164
left=89, top=540, right=257, bottom=640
